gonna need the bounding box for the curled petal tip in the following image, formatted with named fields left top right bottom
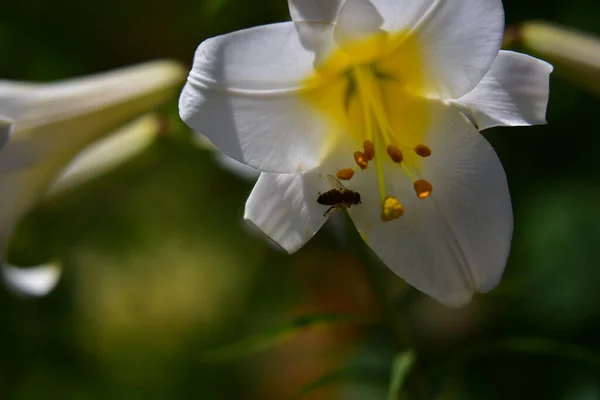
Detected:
left=2, top=262, right=62, bottom=298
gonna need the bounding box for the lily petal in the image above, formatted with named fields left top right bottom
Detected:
left=0, top=60, right=184, bottom=133
left=286, top=0, right=339, bottom=64
left=244, top=171, right=329, bottom=254
left=348, top=102, right=512, bottom=306
left=451, top=50, right=553, bottom=130
left=334, top=0, right=384, bottom=44
left=2, top=263, right=61, bottom=298
left=519, top=22, right=600, bottom=96
left=243, top=138, right=361, bottom=252
left=179, top=22, right=333, bottom=173
left=287, top=0, right=343, bottom=23
left=369, top=0, right=505, bottom=98
left=47, top=114, right=160, bottom=196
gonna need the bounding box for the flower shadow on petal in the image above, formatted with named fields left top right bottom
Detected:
left=288, top=0, right=343, bottom=23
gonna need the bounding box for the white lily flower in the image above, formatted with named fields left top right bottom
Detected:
left=1, top=60, right=185, bottom=296
left=179, top=0, right=552, bottom=305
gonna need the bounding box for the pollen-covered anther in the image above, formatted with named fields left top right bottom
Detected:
left=414, top=144, right=432, bottom=158
left=336, top=168, right=355, bottom=180
left=363, top=140, right=375, bottom=161
left=354, top=151, right=368, bottom=170
left=414, top=179, right=433, bottom=199
left=386, top=145, right=404, bottom=164
left=381, top=196, right=404, bottom=222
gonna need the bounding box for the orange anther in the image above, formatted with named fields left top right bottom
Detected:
left=414, top=179, right=433, bottom=199
left=363, top=140, right=375, bottom=161
left=336, top=168, right=355, bottom=180
left=414, top=144, right=432, bottom=158
left=386, top=145, right=404, bottom=164
left=354, top=151, right=368, bottom=170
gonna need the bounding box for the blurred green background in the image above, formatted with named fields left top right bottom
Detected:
left=2, top=0, right=600, bottom=399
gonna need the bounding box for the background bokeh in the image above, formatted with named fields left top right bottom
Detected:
left=2, top=0, right=600, bottom=399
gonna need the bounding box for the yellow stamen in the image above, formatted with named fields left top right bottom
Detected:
left=363, top=140, right=375, bottom=161
left=414, top=179, right=433, bottom=199
left=381, top=196, right=404, bottom=222
left=336, top=168, right=355, bottom=180
left=354, top=151, right=368, bottom=170
left=414, top=144, right=432, bottom=158
left=386, top=145, right=404, bottom=164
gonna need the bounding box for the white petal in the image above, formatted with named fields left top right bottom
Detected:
left=0, top=60, right=185, bottom=132
left=0, top=116, right=12, bottom=151
left=520, top=21, right=600, bottom=74
left=286, top=0, right=339, bottom=64
left=348, top=102, right=512, bottom=306
left=2, top=263, right=61, bottom=297
left=334, top=0, right=383, bottom=43
left=0, top=148, right=65, bottom=272
left=244, top=171, right=328, bottom=254
left=243, top=139, right=361, bottom=252
left=288, top=0, right=344, bottom=23
left=47, top=114, right=159, bottom=196
left=369, top=0, right=505, bottom=98
left=451, top=51, right=553, bottom=131
left=294, top=21, right=338, bottom=67
left=180, top=22, right=333, bottom=173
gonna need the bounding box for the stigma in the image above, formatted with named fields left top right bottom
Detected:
left=381, top=196, right=404, bottom=222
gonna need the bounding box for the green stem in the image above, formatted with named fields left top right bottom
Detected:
left=343, top=213, right=408, bottom=348
left=343, top=215, right=432, bottom=399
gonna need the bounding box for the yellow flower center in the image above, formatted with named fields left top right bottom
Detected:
left=300, top=30, right=434, bottom=222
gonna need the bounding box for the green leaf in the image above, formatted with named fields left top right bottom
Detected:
left=299, top=368, right=351, bottom=396
left=199, top=314, right=354, bottom=362
left=299, top=328, right=401, bottom=397
left=299, top=366, right=389, bottom=397
left=388, top=350, right=416, bottom=400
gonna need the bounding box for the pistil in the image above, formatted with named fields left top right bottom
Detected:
left=334, top=65, right=434, bottom=221
left=381, top=196, right=404, bottom=222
